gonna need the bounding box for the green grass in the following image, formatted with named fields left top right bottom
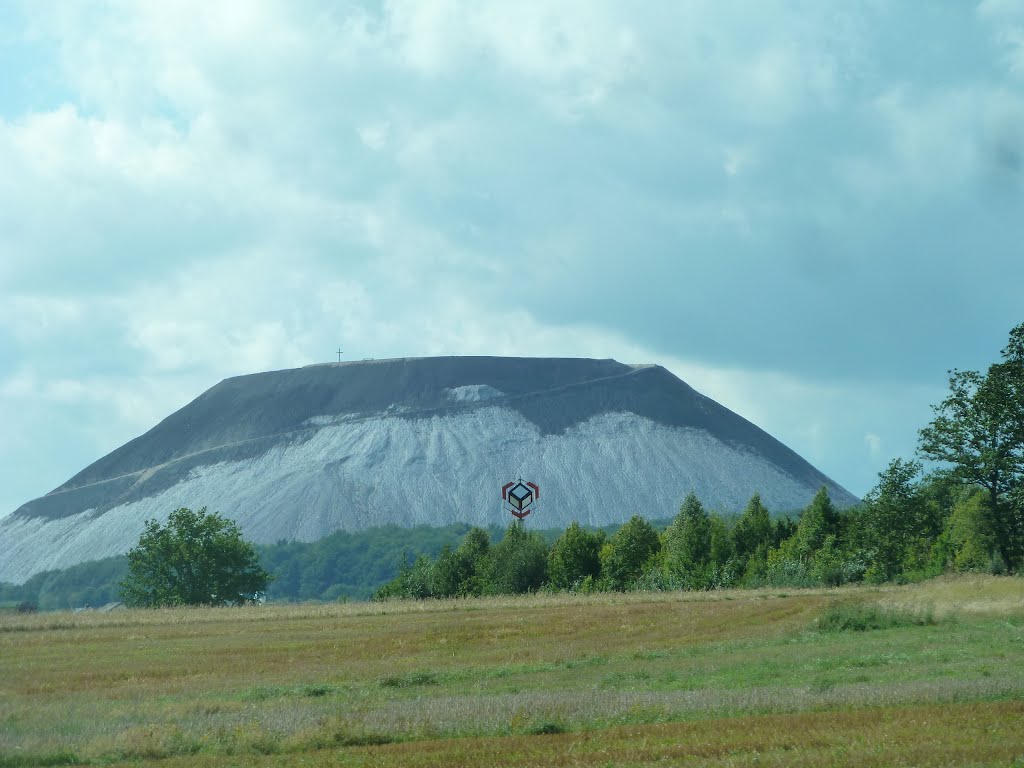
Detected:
left=0, top=576, right=1022, bottom=766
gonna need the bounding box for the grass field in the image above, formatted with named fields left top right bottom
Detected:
left=1, top=575, right=1023, bottom=766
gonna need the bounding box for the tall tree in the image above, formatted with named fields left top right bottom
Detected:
left=548, top=522, right=604, bottom=590
left=662, top=492, right=712, bottom=585
left=429, top=545, right=470, bottom=598
left=430, top=527, right=491, bottom=597
left=600, top=515, right=660, bottom=591
left=918, top=323, right=1024, bottom=568
left=375, top=553, right=433, bottom=600
left=458, top=526, right=491, bottom=565
left=942, top=491, right=997, bottom=572
left=858, top=459, right=927, bottom=582
left=733, top=493, right=773, bottom=564
left=708, top=516, right=735, bottom=568
left=795, top=487, right=839, bottom=559
left=482, top=522, right=548, bottom=595
left=120, top=507, right=271, bottom=607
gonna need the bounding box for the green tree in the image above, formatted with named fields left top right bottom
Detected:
left=809, top=534, right=846, bottom=586
left=733, top=492, right=773, bottom=564
left=662, top=493, right=712, bottom=587
left=455, top=526, right=491, bottom=595
left=375, top=553, right=433, bottom=600
left=430, top=527, right=491, bottom=597
left=458, top=526, right=492, bottom=564
left=858, top=459, right=928, bottom=582
left=774, top=516, right=798, bottom=546
left=482, top=522, right=548, bottom=595
left=759, top=536, right=811, bottom=587
left=547, top=522, right=604, bottom=590
left=706, top=515, right=737, bottom=587
left=708, top=515, right=735, bottom=567
left=120, top=507, right=271, bottom=607
left=941, top=491, right=997, bottom=572
left=600, top=515, right=660, bottom=591
left=795, top=487, right=839, bottom=559
left=918, top=323, right=1024, bottom=568
left=429, top=545, right=469, bottom=598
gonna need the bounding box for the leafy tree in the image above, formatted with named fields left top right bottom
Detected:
left=774, top=516, right=798, bottom=546
left=810, top=534, right=847, bottom=586
left=482, top=522, right=548, bottom=595
left=755, top=489, right=844, bottom=587
left=858, top=459, right=928, bottom=583
left=919, top=323, right=1024, bottom=568
left=547, top=522, right=604, bottom=590
left=6, top=523, right=488, bottom=609
left=375, top=553, right=433, bottom=600
left=453, top=526, right=492, bottom=596
left=429, top=545, right=470, bottom=598
left=706, top=515, right=738, bottom=587
left=120, top=507, right=271, bottom=607
left=940, top=491, right=997, bottom=572
left=760, top=535, right=814, bottom=587
left=430, top=527, right=492, bottom=597
left=600, top=515, right=660, bottom=591
left=795, top=487, right=840, bottom=559
left=662, top=493, right=712, bottom=587
left=733, top=492, right=773, bottom=565
left=459, top=526, right=492, bottom=563
left=708, top=515, right=735, bottom=567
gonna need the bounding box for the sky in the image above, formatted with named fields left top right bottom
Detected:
left=1, top=0, right=1023, bottom=518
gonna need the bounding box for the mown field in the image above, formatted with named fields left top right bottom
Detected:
left=2, top=576, right=1023, bottom=767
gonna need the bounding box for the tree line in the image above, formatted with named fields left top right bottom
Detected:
left=377, top=322, right=1024, bottom=599
left=374, top=476, right=1015, bottom=600
left=0, top=523, right=483, bottom=610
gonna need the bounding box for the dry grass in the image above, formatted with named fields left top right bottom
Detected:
left=873, top=573, right=1024, bottom=617
left=151, top=700, right=1024, bottom=768
left=1, top=592, right=825, bottom=693
left=0, top=583, right=849, bottom=632
left=1, top=575, right=1022, bottom=766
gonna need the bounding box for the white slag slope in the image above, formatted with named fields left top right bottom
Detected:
left=0, top=357, right=858, bottom=584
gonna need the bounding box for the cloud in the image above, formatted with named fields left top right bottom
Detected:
left=979, top=0, right=1024, bottom=77
left=1, top=1, right=1021, bottom=517
left=0, top=295, right=84, bottom=342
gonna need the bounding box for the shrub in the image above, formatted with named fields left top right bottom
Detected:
left=332, top=732, right=395, bottom=747
left=527, top=721, right=567, bottom=735
left=810, top=535, right=846, bottom=586
left=989, top=551, right=1009, bottom=576
left=893, top=564, right=944, bottom=585
left=816, top=602, right=936, bottom=632
left=374, top=554, right=433, bottom=600
left=756, top=539, right=816, bottom=588
left=380, top=670, right=440, bottom=688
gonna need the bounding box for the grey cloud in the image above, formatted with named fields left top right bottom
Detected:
left=2, top=1, right=1023, bottom=513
